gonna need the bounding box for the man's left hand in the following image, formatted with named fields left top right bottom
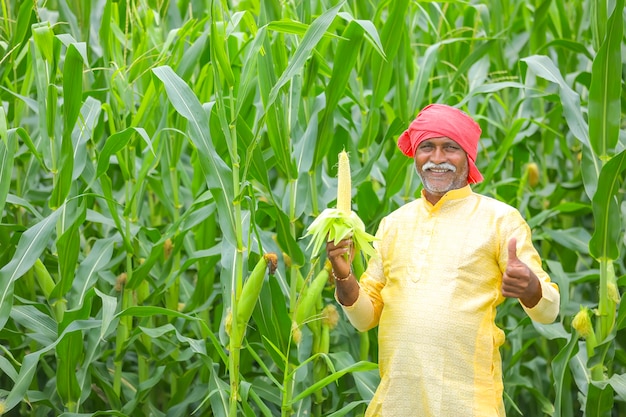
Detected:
left=501, top=238, right=542, bottom=308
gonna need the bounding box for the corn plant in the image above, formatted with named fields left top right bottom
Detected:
left=0, top=1, right=624, bottom=416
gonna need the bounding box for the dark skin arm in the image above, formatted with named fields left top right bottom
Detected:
left=502, top=238, right=542, bottom=308
left=326, top=238, right=360, bottom=306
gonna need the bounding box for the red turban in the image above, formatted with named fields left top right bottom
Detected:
left=398, top=104, right=483, bottom=184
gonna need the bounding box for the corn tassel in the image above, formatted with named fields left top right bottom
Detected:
left=304, top=150, right=377, bottom=259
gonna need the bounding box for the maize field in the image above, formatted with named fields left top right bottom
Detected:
left=0, top=0, right=624, bottom=416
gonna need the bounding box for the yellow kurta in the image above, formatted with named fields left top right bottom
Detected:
left=340, top=185, right=559, bottom=417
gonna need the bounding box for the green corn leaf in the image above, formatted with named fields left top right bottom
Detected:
left=152, top=65, right=237, bottom=245
left=50, top=123, right=74, bottom=208
left=290, top=360, right=378, bottom=404
left=409, top=42, right=439, bottom=114
left=177, top=26, right=208, bottom=81
left=52, top=42, right=84, bottom=204
left=207, top=362, right=229, bottom=417
left=63, top=43, right=84, bottom=140
left=57, top=412, right=129, bottom=417
left=522, top=55, right=589, bottom=148
left=589, top=150, right=626, bottom=260
left=10, top=305, right=57, bottom=345
left=0, top=208, right=63, bottom=330
left=272, top=202, right=306, bottom=266
left=0, top=105, right=6, bottom=143
left=257, top=37, right=295, bottom=179
left=56, top=331, right=82, bottom=409
left=251, top=276, right=292, bottom=372
left=51, top=202, right=86, bottom=299
left=475, top=118, right=525, bottom=192
left=552, top=332, right=580, bottom=417
left=210, top=19, right=235, bottom=87
left=609, top=374, right=626, bottom=401
left=4, top=352, right=41, bottom=411
left=11, top=2, right=34, bottom=52
left=139, top=324, right=207, bottom=355
left=586, top=382, right=614, bottom=417
left=4, top=319, right=101, bottom=412
left=440, top=39, right=496, bottom=101
left=370, top=0, right=410, bottom=107
left=316, top=21, right=365, bottom=166
left=45, top=83, right=58, bottom=142
left=98, top=175, right=132, bottom=251
left=543, top=227, right=592, bottom=255
left=267, top=1, right=344, bottom=106
left=32, top=21, right=55, bottom=64
left=0, top=123, right=16, bottom=215
left=94, top=288, right=118, bottom=339
left=72, top=96, right=101, bottom=180
left=588, top=0, right=623, bottom=160
left=95, top=127, right=152, bottom=178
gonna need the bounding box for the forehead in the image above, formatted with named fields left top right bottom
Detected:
left=418, top=136, right=461, bottom=146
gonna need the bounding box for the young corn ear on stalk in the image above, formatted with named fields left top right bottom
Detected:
left=294, top=263, right=331, bottom=326
left=225, top=253, right=278, bottom=343
left=305, top=150, right=377, bottom=259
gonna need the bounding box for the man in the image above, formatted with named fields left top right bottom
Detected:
left=326, top=104, right=560, bottom=416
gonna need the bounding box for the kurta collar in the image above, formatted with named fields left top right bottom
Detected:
left=422, top=185, right=472, bottom=212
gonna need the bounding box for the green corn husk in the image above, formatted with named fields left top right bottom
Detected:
left=305, top=150, right=377, bottom=259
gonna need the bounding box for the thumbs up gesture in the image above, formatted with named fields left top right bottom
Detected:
left=501, top=238, right=542, bottom=308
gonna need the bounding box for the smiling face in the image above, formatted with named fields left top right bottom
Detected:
left=414, top=136, right=469, bottom=204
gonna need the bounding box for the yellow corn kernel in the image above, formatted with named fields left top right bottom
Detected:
left=337, top=150, right=352, bottom=214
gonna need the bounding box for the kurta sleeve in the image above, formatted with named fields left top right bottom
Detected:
left=337, top=287, right=376, bottom=332
left=336, top=218, right=387, bottom=332
left=521, top=279, right=560, bottom=324
left=500, top=211, right=560, bottom=324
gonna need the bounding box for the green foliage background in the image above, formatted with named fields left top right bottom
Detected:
left=0, top=0, right=624, bottom=416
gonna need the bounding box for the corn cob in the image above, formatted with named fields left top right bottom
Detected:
left=304, top=150, right=377, bottom=259
left=230, top=253, right=278, bottom=342
left=294, top=265, right=331, bottom=326
left=337, top=150, right=351, bottom=214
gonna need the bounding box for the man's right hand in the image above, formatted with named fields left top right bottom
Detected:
left=326, top=238, right=360, bottom=306
left=326, top=238, right=354, bottom=280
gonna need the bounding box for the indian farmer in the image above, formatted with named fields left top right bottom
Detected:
left=326, top=103, right=560, bottom=416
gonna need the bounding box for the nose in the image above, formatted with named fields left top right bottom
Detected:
left=430, top=146, right=446, bottom=164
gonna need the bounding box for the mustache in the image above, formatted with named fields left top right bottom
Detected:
left=422, top=162, right=457, bottom=172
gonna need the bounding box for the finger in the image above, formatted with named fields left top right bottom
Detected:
left=326, top=238, right=352, bottom=251
left=332, top=246, right=351, bottom=258
left=501, top=278, right=521, bottom=298
left=507, top=238, right=519, bottom=263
